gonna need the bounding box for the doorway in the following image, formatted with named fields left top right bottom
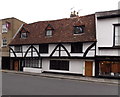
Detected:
left=14, top=60, right=19, bottom=71
left=85, top=61, right=93, bottom=77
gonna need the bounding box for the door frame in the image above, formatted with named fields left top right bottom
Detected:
left=13, top=60, right=19, bottom=71
left=85, top=61, right=93, bottom=77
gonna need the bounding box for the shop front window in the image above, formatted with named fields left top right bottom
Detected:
left=99, top=61, right=120, bottom=77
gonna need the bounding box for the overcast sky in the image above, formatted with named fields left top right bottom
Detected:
left=0, top=0, right=120, bottom=23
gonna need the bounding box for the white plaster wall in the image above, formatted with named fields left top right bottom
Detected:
left=63, top=44, right=71, bottom=52
left=96, top=18, right=119, bottom=47
left=49, top=43, right=95, bottom=57
left=10, top=53, right=14, bottom=57
left=10, top=46, right=14, bottom=50
left=33, top=52, right=38, bottom=57
left=50, top=44, right=71, bottom=57
left=69, top=59, right=83, bottom=74
left=99, top=49, right=119, bottom=56
left=49, top=44, right=56, bottom=54
left=96, top=17, right=120, bottom=56
left=22, top=45, right=30, bottom=52
left=10, top=46, right=15, bottom=57
left=33, top=45, right=39, bottom=51
left=86, top=50, right=95, bottom=57
left=42, top=59, right=49, bottom=71
left=83, top=43, right=92, bottom=52
left=10, top=42, right=95, bottom=58
left=26, top=53, right=31, bottom=57
left=16, top=53, right=22, bottom=57
left=42, top=59, right=96, bottom=75
left=23, top=67, right=42, bottom=73
left=92, top=61, right=95, bottom=76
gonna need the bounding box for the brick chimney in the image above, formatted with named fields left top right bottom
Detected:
left=70, top=10, right=79, bottom=17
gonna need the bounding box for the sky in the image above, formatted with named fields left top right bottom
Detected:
left=0, top=0, right=120, bottom=23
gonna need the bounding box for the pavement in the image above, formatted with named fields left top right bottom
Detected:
left=1, top=69, right=120, bottom=85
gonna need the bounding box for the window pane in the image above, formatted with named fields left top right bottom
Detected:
left=21, top=33, right=27, bottom=38
left=74, top=26, right=84, bottom=34
left=2, top=38, right=7, bottom=46
left=25, top=58, right=39, bottom=68
left=2, top=24, right=8, bottom=33
left=39, top=44, right=48, bottom=53
left=15, top=46, right=21, bottom=52
left=50, top=60, right=69, bottom=71
left=46, top=30, right=52, bottom=36
left=115, top=26, right=120, bottom=46
left=71, top=43, right=83, bottom=53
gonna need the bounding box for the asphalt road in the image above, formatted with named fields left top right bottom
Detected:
left=2, top=72, right=119, bottom=95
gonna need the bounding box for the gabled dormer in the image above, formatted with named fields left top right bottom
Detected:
left=73, top=22, right=85, bottom=35
left=20, top=27, right=29, bottom=39
left=45, top=24, right=54, bottom=36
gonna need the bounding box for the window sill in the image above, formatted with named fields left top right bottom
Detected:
left=70, top=52, right=83, bottom=53
left=99, top=47, right=120, bottom=49
left=15, top=52, right=22, bottom=53
left=1, top=45, right=7, bottom=48
left=73, top=33, right=84, bottom=35
left=39, top=52, right=48, bottom=54
left=2, top=32, right=7, bottom=34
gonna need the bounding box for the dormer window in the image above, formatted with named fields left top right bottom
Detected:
left=46, top=30, right=53, bottom=36
left=74, top=26, right=84, bottom=34
left=21, top=32, right=27, bottom=39
left=45, top=24, right=54, bottom=36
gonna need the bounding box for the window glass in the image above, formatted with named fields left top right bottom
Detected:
left=74, top=26, right=84, bottom=34
left=2, top=38, right=7, bottom=46
left=24, top=58, right=39, bottom=68
left=71, top=43, right=83, bottom=53
left=2, top=24, right=8, bottom=33
left=50, top=60, right=69, bottom=71
left=46, top=30, right=52, bottom=36
left=115, top=26, right=120, bottom=46
left=14, top=46, right=21, bottom=53
left=99, top=61, right=120, bottom=77
left=39, top=44, right=48, bottom=53
left=21, top=33, right=27, bottom=38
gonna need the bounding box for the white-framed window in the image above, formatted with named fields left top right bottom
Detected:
left=114, top=25, right=120, bottom=46
left=46, top=30, right=53, bottom=36
left=2, top=38, right=7, bottom=47
left=2, top=24, right=8, bottom=33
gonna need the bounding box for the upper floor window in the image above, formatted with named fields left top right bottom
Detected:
left=2, top=22, right=11, bottom=33
left=71, top=43, right=83, bottom=53
left=46, top=30, right=53, bottom=36
left=39, top=44, right=48, bottom=53
left=2, top=38, right=7, bottom=47
left=45, top=24, right=54, bottom=36
left=14, top=46, right=22, bottom=53
left=21, top=32, right=27, bottom=39
left=114, top=24, right=120, bottom=46
left=2, top=24, right=8, bottom=33
left=74, top=26, right=84, bottom=34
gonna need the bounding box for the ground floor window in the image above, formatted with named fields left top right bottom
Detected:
left=50, top=60, right=69, bottom=71
left=24, top=58, right=40, bottom=68
left=99, top=61, right=120, bottom=77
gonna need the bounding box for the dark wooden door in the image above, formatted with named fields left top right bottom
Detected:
left=85, top=61, right=93, bottom=77
left=14, top=60, right=19, bottom=71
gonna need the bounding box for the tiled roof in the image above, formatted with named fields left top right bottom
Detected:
left=10, top=14, right=96, bottom=45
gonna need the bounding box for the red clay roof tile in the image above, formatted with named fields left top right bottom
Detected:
left=10, top=14, right=96, bottom=45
